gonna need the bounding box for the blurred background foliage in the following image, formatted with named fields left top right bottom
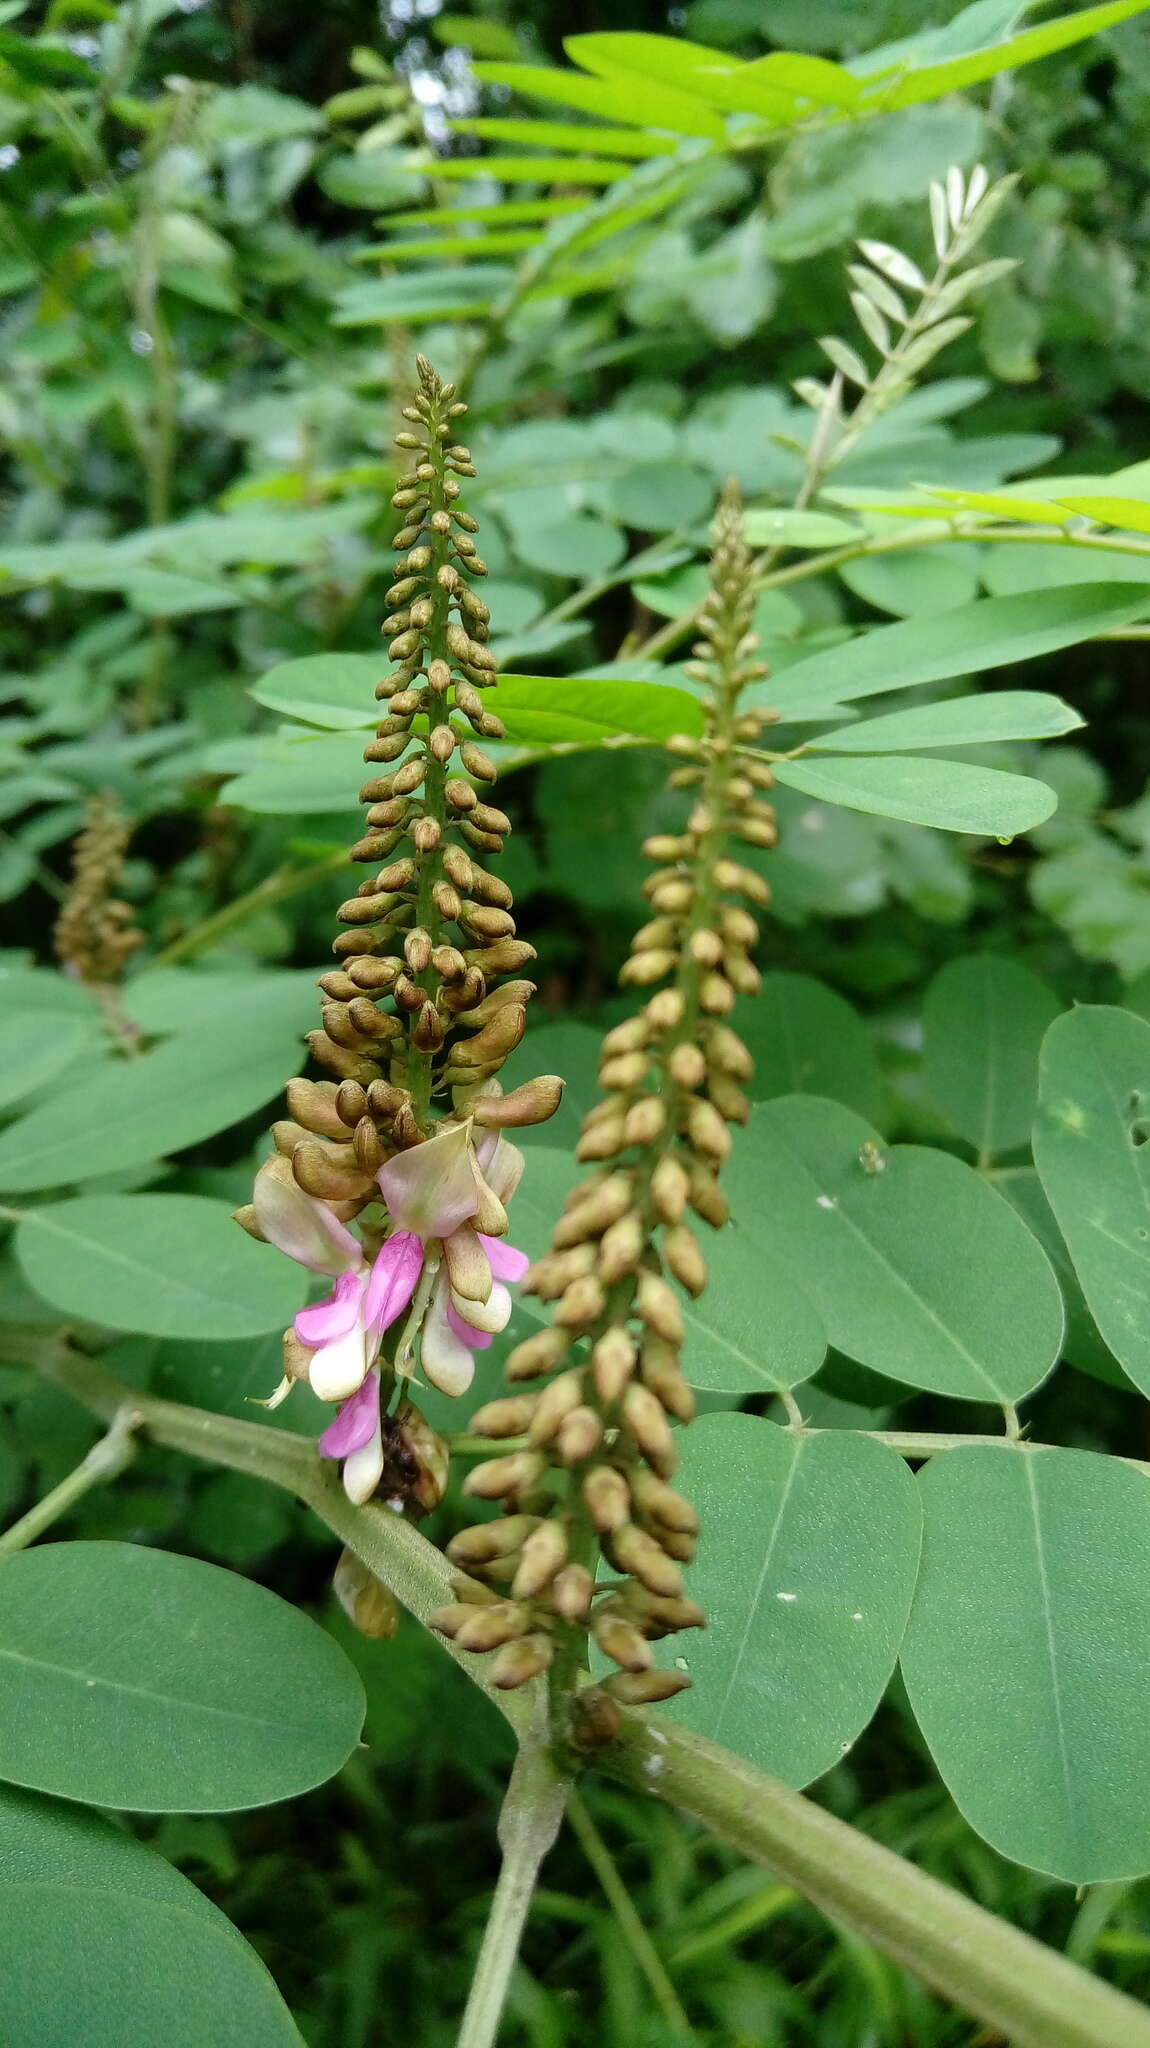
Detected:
left=4, top=0, right=1150, bottom=2041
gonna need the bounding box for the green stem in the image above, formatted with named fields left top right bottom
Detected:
left=601, top=1717, right=1150, bottom=2048
left=566, top=1791, right=693, bottom=2038
left=149, top=852, right=349, bottom=968
left=0, top=1406, right=139, bottom=1558
left=27, top=1335, right=1150, bottom=2048
left=456, top=1742, right=569, bottom=2048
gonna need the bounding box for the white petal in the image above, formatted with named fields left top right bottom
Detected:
left=452, top=1278, right=512, bottom=1335
left=308, top=1315, right=370, bottom=1402
left=342, top=1422, right=385, bottom=1504
left=421, top=1276, right=476, bottom=1397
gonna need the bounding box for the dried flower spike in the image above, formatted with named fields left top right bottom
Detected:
left=442, top=483, right=775, bottom=1716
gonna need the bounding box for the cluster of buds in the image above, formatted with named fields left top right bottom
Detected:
left=237, top=358, right=560, bottom=1511
left=54, top=793, right=143, bottom=989
left=436, top=486, right=776, bottom=1712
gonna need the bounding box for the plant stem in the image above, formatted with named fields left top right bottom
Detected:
left=600, top=1716, right=1150, bottom=2048
left=27, top=1334, right=1150, bottom=2048
left=149, top=851, right=349, bottom=967
left=456, top=1742, right=569, bottom=2048
left=0, top=1405, right=139, bottom=1558
left=566, top=1791, right=693, bottom=2038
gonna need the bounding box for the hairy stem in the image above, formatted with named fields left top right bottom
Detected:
left=456, top=1742, right=569, bottom=2048
left=601, top=1718, right=1150, bottom=2048
left=23, top=1334, right=1150, bottom=2048
left=0, top=1406, right=139, bottom=1558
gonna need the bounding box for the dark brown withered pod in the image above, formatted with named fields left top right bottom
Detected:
left=437, top=484, right=779, bottom=1721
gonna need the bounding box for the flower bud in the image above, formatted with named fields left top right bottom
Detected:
left=468, top=1395, right=536, bottom=1439
left=582, top=1463, right=631, bottom=1533
left=611, top=1523, right=683, bottom=1599
left=555, top=1405, right=603, bottom=1465
left=621, top=1383, right=677, bottom=1478
left=447, top=1515, right=539, bottom=1567
left=591, top=1327, right=637, bottom=1405
left=592, top=1613, right=654, bottom=1673
left=454, top=1602, right=529, bottom=1654
left=597, top=1213, right=644, bottom=1284
left=551, top=1565, right=594, bottom=1622
left=528, top=1369, right=585, bottom=1444
left=636, top=1270, right=683, bottom=1345
left=490, top=1633, right=554, bottom=1690
left=662, top=1223, right=707, bottom=1298
left=505, top=1325, right=573, bottom=1382
left=462, top=1450, right=546, bottom=1501
left=604, top=1668, right=691, bottom=1705
left=512, top=1520, right=569, bottom=1600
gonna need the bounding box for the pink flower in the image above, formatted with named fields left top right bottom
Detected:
left=318, top=1368, right=384, bottom=1504
left=292, top=1230, right=423, bottom=1403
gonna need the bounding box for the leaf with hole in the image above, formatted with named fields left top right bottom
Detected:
left=901, top=1445, right=1150, bottom=1882
left=923, top=954, right=1062, bottom=1156
left=1032, top=1005, right=1150, bottom=1394
left=0, top=1543, right=364, bottom=1812
left=15, top=1194, right=307, bottom=1339
left=725, top=1098, right=1063, bottom=1402
left=661, top=1416, right=921, bottom=1785
left=773, top=755, right=1057, bottom=837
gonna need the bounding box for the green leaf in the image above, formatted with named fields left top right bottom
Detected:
left=609, top=460, right=713, bottom=532
left=364, top=228, right=541, bottom=261
left=474, top=56, right=725, bottom=139
left=448, top=117, right=674, bottom=159
left=0, top=1543, right=364, bottom=1812
left=1001, top=1170, right=1129, bottom=1389
left=0, top=1783, right=304, bottom=2047
left=812, top=690, right=1084, bottom=753
left=875, top=0, right=1150, bottom=113
left=508, top=515, right=627, bottom=581
left=839, top=548, right=981, bottom=618
left=773, top=755, right=1057, bottom=837
left=726, top=1098, right=1064, bottom=1402
left=923, top=954, right=1062, bottom=1156
left=0, top=1030, right=303, bottom=1192
left=765, top=585, right=1150, bottom=713
left=742, top=508, right=860, bottom=548
left=0, top=1014, right=104, bottom=1114
left=408, top=155, right=630, bottom=184
left=120, top=968, right=320, bottom=1042
left=332, top=266, right=515, bottom=325
left=680, top=1224, right=826, bottom=1395
left=491, top=674, right=704, bottom=746
left=741, top=971, right=883, bottom=1119
left=249, top=653, right=384, bottom=729
left=901, top=1444, right=1150, bottom=1882
left=15, top=1195, right=307, bottom=1339
left=1032, top=1006, right=1150, bottom=1394
left=1054, top=494, right=1150, bottom=532
left=316, top=152, right=425, bottom=209
left=663, top=1416, right=921, bottom=1786
left=220, top=731, right=365, bottom=816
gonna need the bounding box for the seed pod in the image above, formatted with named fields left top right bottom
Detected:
left=611, top=1523, right=683, bottom=1599
left=454, top=1602, right=529, bottom=1654
left=505, top=1325, right=572, bottom=1383
left=490, top=1633, right=554, bottom=1690
left=604, top=1668, right=691, bottom=1705
left=592, top=1326, right=637, bottom=1405
left=446, top=1515, right=539, bottom=1567
left=662, top=1223, right=707, bottom=1297
left=555, top=1405, right=603, bottom=1464
left=468, top=1396, right=536, bottom=1440
left=619, top=948, right=677, bottom=987
left=554, top=1274, right=606, bottom=1330
left=650, top=1153, right=689, bottom=1224
left=551, top=1564, right=594, bottom=1622
left=636, top=1270, right=683, bottom=1345
left=462, top=1450, right=546, bottom=1501
left=285, top=1077, right=347, bottom=1141
left=511, top=1520, right=569, bottom=1600
left=582, top=1463, right=631, bottom=1533
left=620, top=1382, right=677, bottom=1478
left=528, top=1370, right=585, bottom=1444
left=592, top=1614, right=654, bottom=1673
left=668, top=1041, right=707, bottom=1090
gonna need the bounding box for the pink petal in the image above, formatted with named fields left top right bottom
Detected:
left=319, top=1371, right=380, bottom=1460
left=478, top=1233, right=529, bottom=1284
left=447, top=1304, right=493, bottom=1351
left=295, top=1268, right=363, bottom=1347
left=252, top=1156, right=361, bottom=1276
left=363, top=1230, right=423, bottom=1332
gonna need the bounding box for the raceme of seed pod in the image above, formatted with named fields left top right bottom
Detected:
left=234, top=356, right=563, bottom=1511
left=437, top=485, right=779, bottom=1714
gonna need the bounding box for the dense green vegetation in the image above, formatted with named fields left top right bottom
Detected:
left=5, top=3, right=1150, bottom=2043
